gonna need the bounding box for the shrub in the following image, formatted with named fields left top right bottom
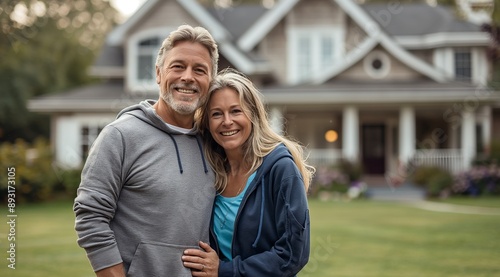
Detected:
left=411, top=166, right=453, bottom=198
left=0, top=138, right=82, bottom=202
left=453, top=164, right=500, bottom=196
left=310, top=160, right=365, bottom=199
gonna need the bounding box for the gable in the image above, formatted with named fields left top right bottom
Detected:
left=127, top=1, right=199, bottom=37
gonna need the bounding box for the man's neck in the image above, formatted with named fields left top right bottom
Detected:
left=153, top=98, right=194, bottom=129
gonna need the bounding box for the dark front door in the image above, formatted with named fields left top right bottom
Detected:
left=362, top=124, right=386, bottom=175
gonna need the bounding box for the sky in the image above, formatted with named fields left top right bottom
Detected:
left=110, top=0, right=147, bottom=20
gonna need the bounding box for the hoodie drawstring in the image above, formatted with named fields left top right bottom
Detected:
left=195, top=136, right=209, bottom=173
left=252, top=176, right=265, bottom=248
left=166, top=133, right=183, bottom=174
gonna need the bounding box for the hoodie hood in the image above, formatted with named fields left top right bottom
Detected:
left=117, top=99, right=208, bottom=174
left=116, top=100, right=199, bottom=136
left=253, top=144, right=293, bottom=183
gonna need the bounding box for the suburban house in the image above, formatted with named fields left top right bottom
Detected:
left=28, top=0, right=498, bottom=184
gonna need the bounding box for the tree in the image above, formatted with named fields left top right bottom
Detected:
left=0, top=0, right=119, bottom=142
left=482, top=1, right=500, bottom=89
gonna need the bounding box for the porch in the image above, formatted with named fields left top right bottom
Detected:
left=307, top=148, right=466, bottom=177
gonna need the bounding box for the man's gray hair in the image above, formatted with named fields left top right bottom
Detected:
left=156, top=25, right=219, bottom=78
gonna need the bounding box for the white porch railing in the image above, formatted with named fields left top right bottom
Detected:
left=306, top=149, right=344, bottom=167
left=410, top=149, right=464, bottom=174
left=307, top=148, right=465, bottom=174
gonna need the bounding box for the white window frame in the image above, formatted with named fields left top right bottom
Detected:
left=287, top=26, right=345, bottom=85
left=127, top=27, right=175, bottom=93
left=363, top=50, right=391, bottom=79
left=433, top=47, right=484, bottom=84
left=454, top=47, right=472, bottom=81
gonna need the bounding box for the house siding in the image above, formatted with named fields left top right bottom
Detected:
left=261, top=22, right=288, bottom=83
left=336, top=47, right=424, bottom=81
left=345, top=18, right=368, bottom=52
left=288, top=0, right=344, bottom=26
left=126, top=1, right=199, bottom=40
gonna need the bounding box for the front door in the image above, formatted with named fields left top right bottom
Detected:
left=362, top=124, right=386, bottom=175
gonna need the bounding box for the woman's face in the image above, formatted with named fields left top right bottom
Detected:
left=208, top=87, right=252, bottom=153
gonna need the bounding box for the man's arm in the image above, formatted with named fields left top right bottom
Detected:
left=96, top=263, right=126, bottom=277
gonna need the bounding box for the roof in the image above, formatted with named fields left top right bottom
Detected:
left=206, top=5, right=268, bottom=40
left=27, top=81, right=156, bottom=113
left=362, top=3, right=482, bottom=36
left=92, top=44, right=123, bottom=67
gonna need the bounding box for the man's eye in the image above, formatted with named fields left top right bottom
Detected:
left=195, top=68, right=207, bottom=74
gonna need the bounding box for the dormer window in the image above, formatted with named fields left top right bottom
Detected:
left=288, top=27, right=344, bottom=84
left=127, top=27, right=174, bottom=93
left=137, top=37, right=160, bottom=81
left=454, top=48, right=472, bottom=81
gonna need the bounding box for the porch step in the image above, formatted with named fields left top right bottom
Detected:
left=361, top=175, right=426, bottom=201
left=365, top=183, right=426, bottom=201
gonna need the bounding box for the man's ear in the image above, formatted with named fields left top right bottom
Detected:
left=156, top=66, right=161, bottom=84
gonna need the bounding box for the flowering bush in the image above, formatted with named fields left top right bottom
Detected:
left=310, top=160, right=366, bottom=200
left=453, top=164, right=500, bottom=196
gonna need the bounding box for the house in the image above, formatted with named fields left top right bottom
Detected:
left=28, top=0, right=499, bottom=184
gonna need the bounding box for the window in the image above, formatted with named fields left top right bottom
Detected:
left=363, top=50, right=391, bottom=79
left=137, top=37, right=161, bottom=81
left=127, top=28, right=175, bottom=92
left=454, top=49, right=471, bottom=81
left=298, top=36, right=312, bottom=79
left=81, top=124, right=104, bottom=160
left=288, top=27, right=344, bottom=84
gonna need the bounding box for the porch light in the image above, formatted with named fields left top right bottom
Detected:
left=325, top=130, right=338, bottom=143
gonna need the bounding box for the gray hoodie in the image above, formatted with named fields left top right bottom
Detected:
left=74, top=100, right=215, bottom=276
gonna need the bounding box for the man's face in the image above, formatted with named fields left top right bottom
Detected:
left=156, top=41, right=212, bottom=115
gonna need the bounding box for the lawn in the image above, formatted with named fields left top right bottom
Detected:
left=1, top=198, right=499, bottom=277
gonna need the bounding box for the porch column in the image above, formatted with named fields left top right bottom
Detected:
left=480, top=105, right=492, bottom=154
left=461, top=110, right=476, bottom=169
left=269, top=106, right=284, bottom=135
left=399, top=106, right=415, bottom=164
left=342, top=106, right=359, bottom=162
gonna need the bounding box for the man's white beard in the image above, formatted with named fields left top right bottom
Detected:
left=161, top=90, right=199, bottom=115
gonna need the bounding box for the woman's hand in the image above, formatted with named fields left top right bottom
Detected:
left=182, top=241, right=219, bottom=277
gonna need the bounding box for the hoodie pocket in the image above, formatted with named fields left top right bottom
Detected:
left=284, top=207, right=310, bottom=270
left=127, top=241, right=197, bottom=277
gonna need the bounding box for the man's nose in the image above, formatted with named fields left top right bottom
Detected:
left=181, top=68, right=194, bottom=82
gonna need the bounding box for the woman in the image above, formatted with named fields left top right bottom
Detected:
left=182, top=68, right=314, bottom=276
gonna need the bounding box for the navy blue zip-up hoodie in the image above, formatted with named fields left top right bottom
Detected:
left=210, top=144, right=310, bottom=277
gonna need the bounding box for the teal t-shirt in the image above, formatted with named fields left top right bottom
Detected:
left=213, top=172, right=256, bottom=261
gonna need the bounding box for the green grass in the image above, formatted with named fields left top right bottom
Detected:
left=1, top=198, right=499, bottom=277
left=429, top=196, right=500, bottom=208
left=302, top=199, right=500, bottom=277
left=1, top=201, right=94, bottom=277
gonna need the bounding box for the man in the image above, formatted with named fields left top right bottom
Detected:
left=74, top=25, right=218, bottom=277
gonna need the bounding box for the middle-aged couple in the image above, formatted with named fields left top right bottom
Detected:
left=74, top=24, right=314, bottom=277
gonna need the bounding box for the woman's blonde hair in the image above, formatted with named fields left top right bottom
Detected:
left=197, top=68, right=315, bottom=193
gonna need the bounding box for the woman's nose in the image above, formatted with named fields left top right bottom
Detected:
left=222, top=115, right=233, bottom=125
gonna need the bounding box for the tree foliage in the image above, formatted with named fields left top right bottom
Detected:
left=482, top=1, right=500, bottom=89
left=0, top=0, right=119, bottom=142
